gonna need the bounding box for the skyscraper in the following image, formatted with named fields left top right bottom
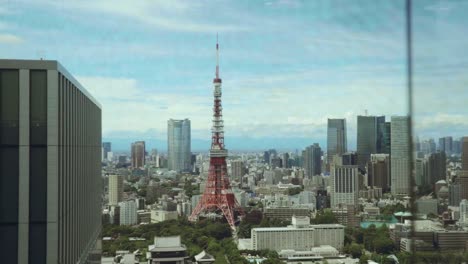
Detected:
left=439, top=137, right=446, bottom=152
left=131, top=141, right=146, bottom=168
left=102, top=142, right=111, bottom=160
left=356, top=115, right=385, bottom=168
left=390, top=116, right=410, bottom=196
left=109, top=174, right=124, bottom=206
left=167, top=119, right=191, bottom=172
left=303, top=143, right=322, bottom=178
left=444, top=136, right=453, bottom=156
left=427, top=152, right=447, bottom=184
left=282, top=152, right=290, bottom=168
left=0, top=60, right=101, bottom=263
left=327, top=118, right=347, bottom=166
left=421, top=138, right=436, bottom=154
left=367, top=154, right=391, bottom=192
left=462, top=137, right=468, bottom=170
left=382, top=121, right=391, bottom=154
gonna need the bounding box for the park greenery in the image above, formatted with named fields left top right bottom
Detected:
left=102, top=217, right=285, bottom=263
left=238, top=210, right=290, bottom=238
left=312, top=209, right=338, bottom=224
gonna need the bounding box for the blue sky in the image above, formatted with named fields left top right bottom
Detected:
left=1, top=0, right=467, bottom=151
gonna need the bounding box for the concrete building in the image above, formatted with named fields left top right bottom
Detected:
left=151, top=210, right=178, bottom=223
left=167, top=119, right=191, bottom=172
left=458, top=171, right=468, bottom=200
left=109, top=174, right=124, bottom=206
left=119, top=200, right=137, bottom=226
left=131, top=141, right=145, bottom=168
left=251, top=216, right=344, bottom=252
left=460, top=199, right=468, bottom=226
left=415, top=158, right=428, bottom=187
left=327, top=119, right=347, bottom=168
left=449, top=184, right=462, bottom=206
left=341, top=152, right=358, bottom=166
left=263, top=207, right=310, bottom=220
left=356, top=115, right=385, bottom=168
left=281, top=152, right=290, bottom=168
left=0, top=60, right=102, bottom=263
left=231, top=160, right=245, bottom=180
left=415, top=198, right=438, bottom=215
left=427, top=152, right=447, bottom=184
left=147, top=236, right=189, bottom=264
left=330, top=164, right=360, bottom=207
left=391, top=116, right=410, bottom=196
left=303, top=143, right=322, bottom=178
left=367, top=154, right=390, bottom=192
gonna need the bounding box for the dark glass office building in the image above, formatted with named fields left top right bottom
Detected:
left=0, top=60, right=102, bottom=264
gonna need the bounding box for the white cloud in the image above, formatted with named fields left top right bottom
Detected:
left=0, top=33, right=23, bottom=44
left=27, top=0, right=249, bottom=33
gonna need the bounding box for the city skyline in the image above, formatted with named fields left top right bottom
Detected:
left=2, top=1, right=467, bottom=151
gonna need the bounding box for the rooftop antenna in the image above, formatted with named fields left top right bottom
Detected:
left=36, top=49, right=45, bottom=60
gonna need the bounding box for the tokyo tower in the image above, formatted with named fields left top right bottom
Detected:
left=189, top=36, right=245, bottom=230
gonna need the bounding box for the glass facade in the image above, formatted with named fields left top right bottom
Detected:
left=0, top=69, right=19, bottom=264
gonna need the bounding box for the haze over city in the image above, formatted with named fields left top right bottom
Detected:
left=2, top=0, right=466, bottom=151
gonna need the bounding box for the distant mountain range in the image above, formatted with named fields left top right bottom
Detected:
left=103, top=136, right=331, bottom=153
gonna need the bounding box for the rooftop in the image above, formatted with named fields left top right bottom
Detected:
left=149, top=236, right=187, bottom=252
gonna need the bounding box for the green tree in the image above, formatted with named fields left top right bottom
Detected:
left=312, top=209, right=338, bottom=224
left=373, top=236, right=395, bottom=254
left=346, top=243, right=363, bottom=259
left=359, top=254, right=369, bottom=264
left=288, top=187, right=302, bottom=196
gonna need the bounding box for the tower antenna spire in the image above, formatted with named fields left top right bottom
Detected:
left=216, top=33, right=219, bottom=79
left=190, top=33, right=244, bottom=231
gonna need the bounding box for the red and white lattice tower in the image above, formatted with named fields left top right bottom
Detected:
left=189, top=36, right=245, bottom=230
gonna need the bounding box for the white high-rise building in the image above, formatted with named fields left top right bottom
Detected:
left=167, top=119, right=191, bottom=172
left=119, top=200, right=137, bottom=226
left=109, top=174, right=123, bottom=206
left=460, top=199, right=468, bottom=225
left=391, top=116, right=410, bottom=196
left=330, top=164, right=360, bottom=207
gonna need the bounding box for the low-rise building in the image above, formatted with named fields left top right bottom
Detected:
left=251, top=216, right=344, bottom=252
left=151, top=210, right=178, bottom=223
left=194, top=250, right=215, bottom=264
left=147, top=236, right=189, bottom=264
left=263, top=207, right=310, bottom=220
